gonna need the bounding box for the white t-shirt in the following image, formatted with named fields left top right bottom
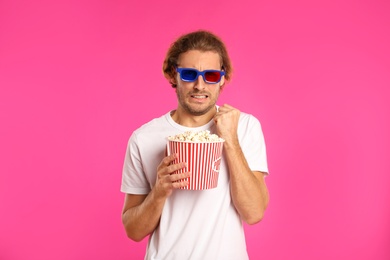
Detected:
left=121, top=110, right=268, bottom=260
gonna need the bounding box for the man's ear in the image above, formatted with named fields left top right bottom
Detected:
left=219, top=77, right=225, bottom=91
left=170, top=67, right=178, bottom=87
left=170, top=78, right=177, bottom=88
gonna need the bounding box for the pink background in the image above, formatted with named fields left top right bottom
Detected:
left=1, top=0, right=389, bottom=259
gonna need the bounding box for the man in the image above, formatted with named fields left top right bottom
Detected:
left=121, top=30, right=269, bottom=260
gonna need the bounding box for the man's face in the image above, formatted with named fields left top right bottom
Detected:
left=174, top=50, right=225, bottom=116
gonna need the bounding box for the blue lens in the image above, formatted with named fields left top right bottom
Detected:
left=181, top=69, right=198, bottom=80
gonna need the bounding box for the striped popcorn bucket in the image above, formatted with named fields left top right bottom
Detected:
left=167, top=140, right=224, bottom=190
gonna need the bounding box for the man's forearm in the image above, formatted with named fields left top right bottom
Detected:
left=224, top=141, right=269, bottom=224
left=122, top=190, right=166, bottom=242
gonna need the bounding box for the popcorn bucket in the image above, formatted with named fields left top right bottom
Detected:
left=167, top=140, right=224, bottom=190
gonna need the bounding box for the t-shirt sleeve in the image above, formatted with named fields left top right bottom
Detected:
left=121, top=133, right=152, bottom=194
left=239, top=115, right=269, bottom=174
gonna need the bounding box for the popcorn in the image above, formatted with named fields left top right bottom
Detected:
left=167, top=130, right=225, bottom=190
left=168, top=130, right=224, bottom=142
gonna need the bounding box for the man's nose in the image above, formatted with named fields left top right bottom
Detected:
left=194, top=75, right=207, bottom=90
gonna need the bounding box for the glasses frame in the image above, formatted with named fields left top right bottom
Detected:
left=176, top=67, right=225, bottom=84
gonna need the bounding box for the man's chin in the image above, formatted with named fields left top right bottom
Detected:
left=185, top=104, right=215, bottom=116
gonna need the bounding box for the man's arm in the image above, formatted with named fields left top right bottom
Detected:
left=223, top=142, right=269, bottom=224
left=121, top=192, right=164, bottom=242
left=214, top=104, right=269, bottom=224
left=121, top=153, right=190, bottom=241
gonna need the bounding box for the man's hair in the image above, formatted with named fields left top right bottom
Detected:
left=162, top=30, right=232, bottom=88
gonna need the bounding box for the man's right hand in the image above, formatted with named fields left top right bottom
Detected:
left=154, top=153, right=191, bottom=198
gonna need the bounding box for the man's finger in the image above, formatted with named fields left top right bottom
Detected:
left=166, top=162, right=187, bottom=174
left=161, top=153, right=178, bottom=166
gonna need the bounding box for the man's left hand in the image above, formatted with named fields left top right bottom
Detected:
left=213, top=104, right=240, bottom=145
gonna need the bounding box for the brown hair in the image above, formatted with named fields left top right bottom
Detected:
left=162, top=30, right=232, bottom=88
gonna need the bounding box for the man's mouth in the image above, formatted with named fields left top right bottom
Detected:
left=190, top=93, right=209, bottom=99
left=191, top=95, right=208, bottom=99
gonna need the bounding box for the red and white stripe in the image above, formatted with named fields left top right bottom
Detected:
left=167, top=140, right=224, bottom=190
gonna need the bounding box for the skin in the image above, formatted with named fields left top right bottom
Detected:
left=122, top=50, right=269, bottom=242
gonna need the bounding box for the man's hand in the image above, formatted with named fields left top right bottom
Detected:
left=213, top=104, right=240, bottom=146
left=155, top=153, right=191, bottom=198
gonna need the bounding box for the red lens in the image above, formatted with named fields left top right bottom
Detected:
left=204, top=71, right=221, bottom=83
